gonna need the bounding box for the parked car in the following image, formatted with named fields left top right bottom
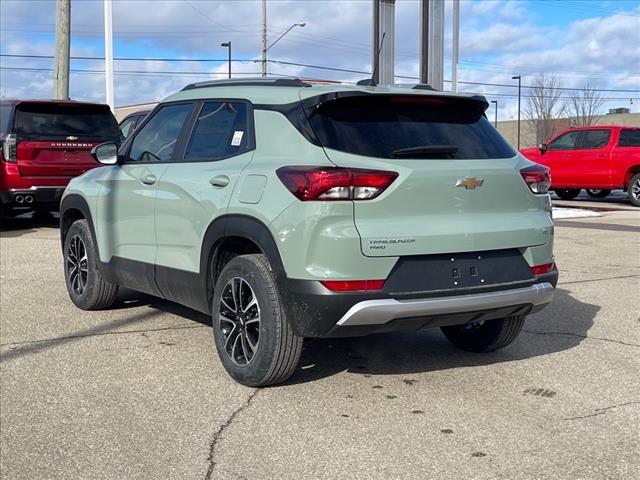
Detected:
left=520, top=126, right=640, bottom=206
left=0, top=100, right=122, bottom=219
left=118, top=110, right=150, bottom=139
left=60, top=78, right=557, bottom=387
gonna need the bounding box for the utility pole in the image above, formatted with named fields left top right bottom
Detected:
left=419, top=0, right=444, bottom=89
left=104, top=0, right=114, bottom=109
left=261, top=0, right=267, bottom=77
left=221, top=42, right=231, bottom=79
left=372, top=0, right=380, bottom=84
left=512, top=75, right=522, bottom=149
left=53, top=0, right=70, bottom=99
left=451, top=0, right=460, bottom=92
left=378, top=0, right=395, bottom=85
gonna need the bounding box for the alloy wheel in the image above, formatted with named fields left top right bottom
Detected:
left=218, top=277, right=261, bottom=366
left=67, top=235, right=88, bottom=296
left=632, top=178, right=640, bottom=201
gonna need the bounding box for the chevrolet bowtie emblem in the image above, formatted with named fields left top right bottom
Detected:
left=66, top=135, right=78, bottom=140
left=456, top=177, right=484, bottom=189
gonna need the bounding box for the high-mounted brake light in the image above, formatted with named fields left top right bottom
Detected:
left=520, top=164, right=551, bottom=194
left=320, top=279, right=385, bottom=292
left=531, top=262, right=555, bottom=276
left=2, top=134, right=17, bottom=162
left=276, top=166, right=398, bottom=201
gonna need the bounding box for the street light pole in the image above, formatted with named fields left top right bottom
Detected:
left=221, top=42, right=231, bottom=79
left=512, top=75, right=521, bottom=149
left=490, top=100, right=498, bottom=128
left=266, top=22, right=306, bottom=52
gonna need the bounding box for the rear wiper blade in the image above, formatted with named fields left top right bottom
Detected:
left=391, top=145, right=458, bottom=158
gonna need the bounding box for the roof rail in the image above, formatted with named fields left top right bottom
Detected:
left=181, top=77, right=312, bottom=91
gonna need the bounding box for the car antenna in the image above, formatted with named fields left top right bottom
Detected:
left=357, top=32, right=385, bottom=87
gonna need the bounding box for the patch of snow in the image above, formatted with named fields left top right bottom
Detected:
left=552, top=207, right=602, bottom=219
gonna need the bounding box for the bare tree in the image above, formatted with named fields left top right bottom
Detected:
left=567, top=84, right=605, bottom=127
left=523, top=74, right=567, bottom=145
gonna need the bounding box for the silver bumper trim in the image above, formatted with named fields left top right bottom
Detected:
left=336, top=282, right=555, bottom=327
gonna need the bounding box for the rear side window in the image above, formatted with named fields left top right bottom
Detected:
left=128, top=103, right=192, bottom=162
left=184, top=101, right=251, bottom=161
left=307, top=95, right=515, bottom=159
left=0, top=104, right=13, bottom=134
left=579, top=129, right=610, bottom=149
left=14, top=103, right=121, bottom=141
left=619, top=129, right=640, bottom=147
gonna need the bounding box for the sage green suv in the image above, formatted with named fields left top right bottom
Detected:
left=60, top=78, right=557, bottom=387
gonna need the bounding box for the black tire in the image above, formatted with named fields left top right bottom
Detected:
left=628, top=173, right=640, bottom=207
left=554, top=188, right=581, bottom=200
left=212, top=254, right=303, bottom=387
left=63, top=219, right=118, bottom=310
left=586, top=189, right=611, bottom=199
left=441, top=315, right=526, bottom=353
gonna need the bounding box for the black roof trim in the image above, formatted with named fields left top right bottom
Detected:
left=412, top=84, right=437, bottom=91
left=181, top=77, right=312, bottom=91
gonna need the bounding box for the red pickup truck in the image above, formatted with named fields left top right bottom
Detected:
left=520, top=126, right=640, bottom=206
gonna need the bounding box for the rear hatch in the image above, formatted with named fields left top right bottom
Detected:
left=13, top=102, right=121, bottom=177
left=306, top=93, right=552, bottom=257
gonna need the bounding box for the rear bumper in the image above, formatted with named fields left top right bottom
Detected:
left=0, top=186, right=66, bottom=208
left=279, top=270, right=558, bottom=338
left=337, top=282, right=553, bottom=327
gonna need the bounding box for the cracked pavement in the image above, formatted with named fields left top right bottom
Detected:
left=1, top=210, right=639, bottom=479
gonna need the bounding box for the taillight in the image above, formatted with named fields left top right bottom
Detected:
left=520, top=164, right=550, bottom=194
left=531, top=262, right=555, bottom=276
left=276, top=166, right=398, bottom=201
left=2, top=134, right=17, bottom=162
left=320, top=279, right=385, bottom=292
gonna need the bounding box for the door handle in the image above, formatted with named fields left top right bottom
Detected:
left=141, top=174, right=157, bottom=185
left=210, top=175, right=230, bottom=188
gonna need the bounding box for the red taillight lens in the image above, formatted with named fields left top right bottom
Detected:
left=520, top=164, right=551, bottom=194
left=276, top=166, right=398, bottom=201
left=531, top=262, right=555, bottom=276
left=320, top=279, right=385, bottom=292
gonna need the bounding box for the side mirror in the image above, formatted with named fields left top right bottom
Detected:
left=91, top=142, right=118, bottom=165
left=539, top=143, right=548, bottom=154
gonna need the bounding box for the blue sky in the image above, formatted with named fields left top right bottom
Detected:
left=1, top=0, right=639, bottom=121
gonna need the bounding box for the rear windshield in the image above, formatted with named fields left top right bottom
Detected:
left=15, top=103, right=122, bottom=141
left=307, top=95, right=515, bottom=159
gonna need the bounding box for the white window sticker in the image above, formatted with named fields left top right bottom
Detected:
left=231, top=130, right=244, bottom=146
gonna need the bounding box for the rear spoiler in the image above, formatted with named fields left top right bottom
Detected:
left=300, top=91, right=490, bottom=117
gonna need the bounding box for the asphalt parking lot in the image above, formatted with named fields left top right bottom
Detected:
left=1, top=205, right=639, bottom=480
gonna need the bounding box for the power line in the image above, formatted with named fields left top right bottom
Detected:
left=2, top=55, right=638, bottom=95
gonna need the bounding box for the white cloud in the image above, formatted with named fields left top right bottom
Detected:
left=0, top=0, right=637, bottom=116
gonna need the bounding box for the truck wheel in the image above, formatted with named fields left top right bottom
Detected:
left=586, top=189, right=611, bottom=199
left=441, top=315, right=525, bottom=353
left=63, top=219, right=119, bottom=310
left=628, top=174, right=640, bottom=207
left=555, top=188, right=581, bottom=200
left=212, top=254, right=303, bottom=387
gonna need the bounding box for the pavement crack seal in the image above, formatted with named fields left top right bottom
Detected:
left=564, top=401, right=640, bottom=421
left=523, top=330, right=640, bottom=348
left=205, top=389, right=260, bottom=480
